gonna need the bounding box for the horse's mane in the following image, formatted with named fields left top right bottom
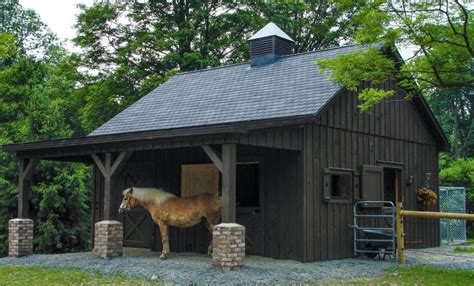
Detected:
left=124, top=187, right=176, bottom=205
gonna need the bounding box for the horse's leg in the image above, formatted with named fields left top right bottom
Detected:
left=157, top=220, right=170, bottom=259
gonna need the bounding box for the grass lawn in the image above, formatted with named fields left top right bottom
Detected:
left=452, top=238, right=474, bottom=254
left=0, top=265, right=160, bottom=285
left=453, top=246, right=474, bottom=253
left=1, top=264, right=473, bottom=285
left=350, top=265, right=474, bottom=286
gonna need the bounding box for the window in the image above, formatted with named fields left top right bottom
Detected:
left=330, top=173, right=352, bottom=198
left=323, top=168, right=356, bottom=203
left=236, top=164, right=260, bottom=207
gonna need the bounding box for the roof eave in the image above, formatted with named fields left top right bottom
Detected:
left=2, top=115, right=314, bottom=154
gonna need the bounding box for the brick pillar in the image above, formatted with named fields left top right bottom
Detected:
left=8, top=218, right=34, bottom=257
left=93, top=220, right=123, bottom=259
left=212, top=223, right=245, bottom=270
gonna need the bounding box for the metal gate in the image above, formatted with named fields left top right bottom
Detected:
left=352, top=201, right=396, bottom=259
left=439, top=186, right=467, bottom=243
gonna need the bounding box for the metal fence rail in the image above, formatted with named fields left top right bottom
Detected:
left=439, top=186, right=467, bottom=243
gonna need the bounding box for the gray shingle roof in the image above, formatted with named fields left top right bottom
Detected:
left=90, top=44, right=371, bottom=136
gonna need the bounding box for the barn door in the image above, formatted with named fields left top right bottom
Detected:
left=361, top=165, right=384, bottom=207
left=236, top=163, right=264, bottom=255
left=122, top=165, right=154, bottom=248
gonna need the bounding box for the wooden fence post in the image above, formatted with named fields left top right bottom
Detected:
left=396, top=202, right=405, bottom=264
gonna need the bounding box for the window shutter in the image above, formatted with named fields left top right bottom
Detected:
left=323, top=168, right=331, bottom=202
left=361, top=165, right=384, bottom=207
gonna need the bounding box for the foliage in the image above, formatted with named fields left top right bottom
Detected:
left=0, top=2, right=90, bottom=256
left=0, top=266, right=160, bottom=285
left=0, top=0, right=56, bottom=57
left=73, top=0, right=366, bottom=131
left=426, top=88, right=473, bottom=159
left=439, top=157, right=474, bottom=198
left=317, top=0, right=474, bottom=111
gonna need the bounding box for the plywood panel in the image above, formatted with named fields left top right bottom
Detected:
left=181, top=164, right=219, bottom=197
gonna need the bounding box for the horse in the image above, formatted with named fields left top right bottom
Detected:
left=118, top=187, right=221, bottom=259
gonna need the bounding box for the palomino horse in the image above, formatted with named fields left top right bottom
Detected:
left=118, top=187, right=221, bottom=259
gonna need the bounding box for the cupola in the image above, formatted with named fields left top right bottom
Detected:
left=249, top=22, right=294, bottom=67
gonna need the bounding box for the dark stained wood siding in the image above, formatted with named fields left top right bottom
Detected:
left=92, top=130, right=305, bottom=261
left=303, top=81, right=440, bottom=261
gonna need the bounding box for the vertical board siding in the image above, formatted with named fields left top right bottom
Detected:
left=92, top=136, right=306, bottom=261
left=305, top=82, right=440, bottom=261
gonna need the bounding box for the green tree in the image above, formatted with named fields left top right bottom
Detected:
left=317, top=0, right=473, bottom=111
left=0, top=2, right=90, bottom=256
left=426, top=88, right=473, bottom=159
left=0, top=0, right=56, bottom=56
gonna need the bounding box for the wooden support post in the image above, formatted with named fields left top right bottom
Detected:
left=221, top=143, right=236, bottom=223
left=91, top=152, right=132, bottom=220
left=396, top=202, right=405, bottom=264
left=18, top=157, right=40, bottom=218
left=202, top=145, right=223, bottom=173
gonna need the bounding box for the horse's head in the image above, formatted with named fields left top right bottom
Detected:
left=118, top=187, right=138, bottom=215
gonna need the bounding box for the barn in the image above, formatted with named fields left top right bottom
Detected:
left=3, top=23, right=449, bottom=262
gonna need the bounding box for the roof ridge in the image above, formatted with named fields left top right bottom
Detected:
left=279, top=43, right=366, bottom=58
left=175, top=61, right=249, bottom=76
left=175, top=43, right=367, bottom=76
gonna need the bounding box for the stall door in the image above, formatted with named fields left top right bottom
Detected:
left=236, top=163, right=264, bottom=255
left=122, top=165, right=154, bottom=248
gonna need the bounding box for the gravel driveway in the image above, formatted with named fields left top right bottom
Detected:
left=0, top=246, right=472, bottom=284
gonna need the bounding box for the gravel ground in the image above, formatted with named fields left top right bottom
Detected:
left=0, top=245, right=472, bottom=284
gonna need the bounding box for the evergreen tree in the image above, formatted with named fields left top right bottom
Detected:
left=0, top=1, right=90, bottom=256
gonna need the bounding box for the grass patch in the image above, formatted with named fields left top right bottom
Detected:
left=349, top=265, right=474, bottom=286
left=0, top=265, right=161, bottom=285
left=453, top=246, right=474, bottom=253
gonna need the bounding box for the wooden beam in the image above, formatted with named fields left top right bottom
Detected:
left=18, top=157, right=40, bottom=218
left=110, top=151, right=133, bottom=176
left=221, top=143, right=236, bottom=222
left=91, top=154, right=106, bottom=176
left=91, top=152, right=133, bottom=220
left=202, top=145, right=223, bottom=173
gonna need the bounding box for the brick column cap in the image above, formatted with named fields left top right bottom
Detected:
left=96, top=220, right=122, bottom=225
left=215, top=223, right=244, bottom=228
left=9, top=218, right=33, bottom=223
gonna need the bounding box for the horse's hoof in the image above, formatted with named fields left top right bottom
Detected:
left=160, top=253, right=168, bottom=260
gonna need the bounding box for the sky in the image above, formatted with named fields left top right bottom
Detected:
left=19, top=0, right=414, bottom=59
left=19, top=0, right=95, bottom=52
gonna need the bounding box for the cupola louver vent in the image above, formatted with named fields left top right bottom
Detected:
left=249, top=22, right=294, bottom=67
